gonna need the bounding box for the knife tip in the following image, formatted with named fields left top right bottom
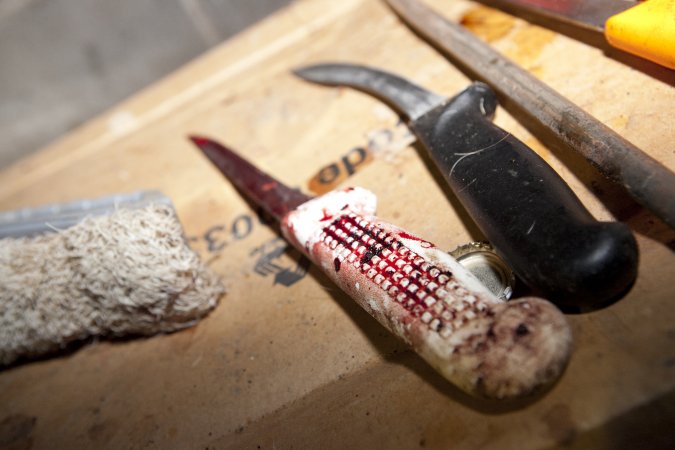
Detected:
left=188, top=135, right=212, bottom=147
left=292, top=63, right=346, bottom=82
left=292, top=65, right=316, bottom=80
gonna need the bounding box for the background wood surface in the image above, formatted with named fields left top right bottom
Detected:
left=1, top=0, right=674, bottom=448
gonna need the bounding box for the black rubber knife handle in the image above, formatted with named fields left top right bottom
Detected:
left=411, top=82, right=638, bottom=306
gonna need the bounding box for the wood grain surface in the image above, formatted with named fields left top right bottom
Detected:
left=0, top=0, right=673, bottom=448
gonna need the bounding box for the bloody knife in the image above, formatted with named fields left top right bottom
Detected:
left=189, top=136, right=572, bottom=399
left=294, top=64, right=638, bottom=307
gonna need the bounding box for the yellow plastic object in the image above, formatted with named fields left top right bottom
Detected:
left=605, top=0, right=675, bottom=69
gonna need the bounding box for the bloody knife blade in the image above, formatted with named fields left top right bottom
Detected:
left=190, top=136, right=311, bottom=221
left=384, top=0, right=675, bottom=230
left=189, top=136, right=572, bottom=399
left=295, top=63, right=638, bottom=307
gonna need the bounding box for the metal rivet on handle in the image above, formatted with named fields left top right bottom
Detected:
left=449, top=242, right=515, bottom=301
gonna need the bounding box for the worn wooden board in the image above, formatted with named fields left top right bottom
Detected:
left=1, top=0, right=674, bottom=448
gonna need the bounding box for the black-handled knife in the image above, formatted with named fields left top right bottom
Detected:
left=295, top=63, right=638, bottom=306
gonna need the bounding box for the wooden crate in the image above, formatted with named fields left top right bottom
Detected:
left=1, top=1, right=673, bottom=448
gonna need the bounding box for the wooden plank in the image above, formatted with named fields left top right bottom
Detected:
left=0, top=0, right=673, bottom=448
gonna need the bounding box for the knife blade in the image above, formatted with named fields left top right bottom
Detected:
left=472, top=0, right=675, bottom=70
left=189, top=136, right=572, bottom=399
left=295, top=63, right=638, bottom=307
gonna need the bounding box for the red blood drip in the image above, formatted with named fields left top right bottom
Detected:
left=319, top=209, right=333, bottom=222
left=399, top=232, right=432, bottom=248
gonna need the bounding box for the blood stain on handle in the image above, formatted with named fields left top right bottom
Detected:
left=319, top=213, right=490, bottom=337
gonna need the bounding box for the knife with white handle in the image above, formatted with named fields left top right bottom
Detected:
left=189, top=136, right=572, bottom=399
